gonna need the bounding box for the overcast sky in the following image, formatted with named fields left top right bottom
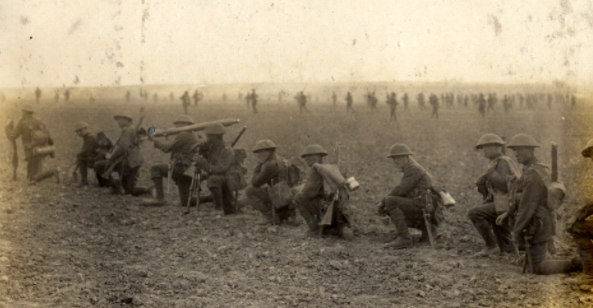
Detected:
left=1, top=0, right=591, bottom=88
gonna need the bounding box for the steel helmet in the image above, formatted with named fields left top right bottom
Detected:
left=475, top=134, right=505, bottom=149
left=113, top=113, right=133, bottom=121
left=582, top=139, right=593, bottom=157
left=173, top=115, right=194, bottom=125
left=21, top=104, right=34, bottom=113
left=253, top=139, right=277, bottom=153
left=204, top=122, right=226, bottom=135
left=73, top=121, right=89, bottom=132
left=387, top=144, right=414, bottom=158
left=507, top=134, right=540, bottom=149
left=301, top=145, right=328, bottom=158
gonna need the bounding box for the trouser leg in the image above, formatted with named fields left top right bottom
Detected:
left=571, top=220, right=593, bottom=276
left=27, top=156, right=42, bottom=181
left=246, top=186, right=272, bottom=216
left=122, top=165, right=150, bottom=196
left=530, top=241, right=581, bottom=275
left=77, top=159, right=89, bottom=183
left=172, top=167, right=193, bottom=206
left=207, top=175, right=235, bottom=214
left=468, top=203, right=498, bottom=249
left=293, top=192, right=321, bottom=231
left=384, top=196, right=416, bottom=239
left=94, top=160, right=116, bottom=188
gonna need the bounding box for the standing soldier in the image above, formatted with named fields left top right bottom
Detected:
left=332, top=91, right=337, bottom=108
left=246, top=140, right=299, bottom=225
left=250, top=89, right=259, bottom=114
left=64, top=89, right=71, bottom=103
left=478, top=93, right=486, bottom=118
left=126, top=90, right=131, bottom=102
left=293, top=145, right=353, bottom=240
left=469, top=134, right=521, bottom=256
left=463, top=94, right=469, bottom=108
left=503, top=95, right=511, bottom=114
left=9, top=105, right=60, bottom=184
left=94, top=113, right=152, bottom=196
left=169, top=92, right=175, bottom=104
left=73, top=121, right=110, bottom=187
left=378, top=144, right=442, bottom=249
left=497, top=134, right=581, bottom=274
left=296, top=91, right=308, bottom=114
left=417, top=93, right=426, bottom=110
left=429, top=93, right=439, bottom=119
left=141, top=115, right=199, bottom=206
left=192, top=123, right=237, bottom=215
left=402, top=93, right=409, bottom=112
left=0, top=91, right=5, bottom=103
left=180, top=91, right=190, bottom=115
left=571, top=94, right=577, bottom=107
left=35, top=87, right=42, bottom=104
left=193, top=90, right=200, bottom=107
left=346, top=92, right=354, bottom=114
left=389, top=92, right=398, bottom=122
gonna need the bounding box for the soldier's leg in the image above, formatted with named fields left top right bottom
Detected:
left=170, top=165, right=193, bottom=206
left=141, top=164, right=168, bottom=206
left=246, top=186, right=276, bottom=223
left=76, top=156, right=90, bottom=185
left=530, top=240, right=581, bottom=275
left=122, top=165, right=151, bottom=196
left=293, top=192, right=321, bottom=234
left=468, top=203, right=499, bottom=253
left=93, top=160, right=117, bottom=188
left=27, top=156, right=42, bottom=181
left=571, top=220, right=593, bottom=276
left=207, top=175, right=236, bottom=215
left=31, top=157, right=60, bottom=184
left=383, top=196, right=418, bottom=248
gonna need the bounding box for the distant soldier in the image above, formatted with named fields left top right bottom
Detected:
left=469, top=134, right=521, bottom=257
left=296, top=91, right=308, bottom=114
left=402, top=93, right=409, bottom=112
left=250, top=89, right=259, bottom=114
left=142, top=115, right=199, bottom=207
left=73, top=121, right=110, bottom=187
left=429, top=93, right=439, bottom=119
left=571, top=94, right=576, bottom=107
left=379, top=144, right=443, bottom=249
left=64, top=89, right=71, bottom=102
left=346, top=92, right=354, bottom=113
left=388, top=92, right=398, bottom=122
left=169, top=92, right=175, bottom=104
left=332, top=92, right=337, bottom=108
left=180, top=91, right=191, bottom=115
left=192, top=123, right=237, bottom=215
left=8, top=104, right=60, bottom=184
left=94, top=113, right=152, bottom=196
left=518, top=94, right=525, bottom=109
left=503, top=95, right=511, bottom=114
left=293, top=145, right=354, bottom=240
left=478, top=93, right=486, bottom=118
left=246, top=140, right=300, bottom=225
left=487, top=93, right=496, bottom=113
left=35, top=87, right=42, bottom=104
left=368, top=91, right=378, bottom=112
left=244, top=92, right=251, bottom=110
left=565, top=140, right=593, bottom=284
left=497, top=134, right=581, bottom=275
left=463, top=94, right=469, bottom=108
left=192, top=90, right=201, bottom=107
left=126, top=91, right=131, bottom=102
left=417, top=93, right=425, bottom=110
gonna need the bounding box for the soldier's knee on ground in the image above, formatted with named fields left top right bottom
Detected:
left=383, top=196, right=402, bottom=211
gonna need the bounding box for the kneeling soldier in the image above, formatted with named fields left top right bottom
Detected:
left=73, top=121, right=109, bottom=187
left=379, top=144, right=443, bottom=249
left=142, top=115, right=199, bottom=206
left=469, top=134, right=521, bottom=256
left=293, top=145, right=353, bottom=240
left=192, top=123, right=237, bottom=215
left=246, top=139, right=299, bottom=225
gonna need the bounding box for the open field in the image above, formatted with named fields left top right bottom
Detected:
left=1, top=96, right=593, bottom=307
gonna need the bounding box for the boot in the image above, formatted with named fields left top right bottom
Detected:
left=383, top=207, right=412, bottom=249
left=469, top=215, right=498, bottom=253
left=305, top=215, right=320, bottom=238
left=141, top=178, right=166, bottom=206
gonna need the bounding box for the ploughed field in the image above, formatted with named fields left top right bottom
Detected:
left=0, top=98, right=592, bottom=308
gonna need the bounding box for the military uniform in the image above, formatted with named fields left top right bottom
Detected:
left=10, top=107, right=59, bottom=183
left=469, top=154, right=520, bottom=254
left=76, top=130, right=105, bottom=185
left=429, top=94, right=439, bottom=119
left=94, top=120, right=150, bottom=196
left=568, top=203, right=593, bottom=276
left=148, top=129, right=198, bottom=205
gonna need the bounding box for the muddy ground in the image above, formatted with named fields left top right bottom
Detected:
left=1, top=99, right=592, bottom=307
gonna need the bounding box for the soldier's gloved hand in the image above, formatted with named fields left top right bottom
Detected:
left=496, top=211, right=509, bottom=226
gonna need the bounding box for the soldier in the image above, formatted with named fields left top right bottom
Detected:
left=293, top=145, right=353, bottom=240
left=402, top=93, right=409, bottom=112
left=126, top=91, right=131, bottom=102
left=296, top=91, right=308, bottom=114
left=332, top=91, right=337, bottom=108
left=497, top=134, right=581, bottom=274
left=429, top=93, right=439, bottom=119
left=192, top=123, right=237, bottom=215
left=389, top=92, right=398, bottom=122
left=141, top=115, right=199, bottom=206
left=9, top=104, right=60, bottom=184
left=477, top=93, right=486, bottom=118
left=378, top=144, right=442, bottom=249
left=192, top=90, right=200, bottom=107
left=378, top=144, right=442, bottom=248
left=93, top=113, right=152, bottom=196
left=64, top=89, right=70, bottom=103
left=73, top=121, right=109, bottom=187
left=346, top=92, right=354, bottom=113
left=250, top=89, right=259, bottom=114
left=180, top=91, right=191, bottom=115
left=417, top=93, right=425, bottom=110
left=245, top=140, right=299, bottom=225
left=564, top=140, right=593, bottom=284
left=469, top=134, right=521, bottom=257
left=169, top=92, right=175, bottom=104
left=35, top=87, right=42, bottom=104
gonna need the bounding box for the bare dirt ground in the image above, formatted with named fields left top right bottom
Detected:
left=1, top=99, right=593, bottom=307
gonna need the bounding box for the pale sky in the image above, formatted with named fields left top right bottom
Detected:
left=1, top=0, right=592, bottom=88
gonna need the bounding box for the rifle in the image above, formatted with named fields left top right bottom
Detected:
left=101, top=109, right=145, bottom=179
left=423, top=189, right=436, bottom=249
left=551, top=143, right=558, bottom=182
left=166, top=161, right=172, bottom=195
left=5, top=120, right=18, bottom=181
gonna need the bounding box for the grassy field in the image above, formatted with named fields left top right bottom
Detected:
left=0, top=97, right=592, bottom=307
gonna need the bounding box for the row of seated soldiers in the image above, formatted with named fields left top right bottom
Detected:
left=8, top=105, right=593, bottom=283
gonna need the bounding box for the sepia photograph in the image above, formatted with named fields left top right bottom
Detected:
left=1, top=0, right=593, bottom=307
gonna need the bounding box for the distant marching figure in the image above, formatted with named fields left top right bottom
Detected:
left=249, top=89, right=259, bottom=114
left=388, top=92, right=398, bottom=122
left=332, top=92, right=337, bottom=108
left=296, top=91, right=308, bottom=114
left=193, top=90, right=201, bottom=107
left=180, top=91, right=191, bottom=115
left=346, top=92, right=354, bottom=115
left=402, top=93, right=409, bottom=112
left=477, top=93, right=486, bottom=118
left=35, top=87, right=42, bottom=104
left=429, top=93, right=439, bottom=119
left=417, top=93, right=426, bottom=110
